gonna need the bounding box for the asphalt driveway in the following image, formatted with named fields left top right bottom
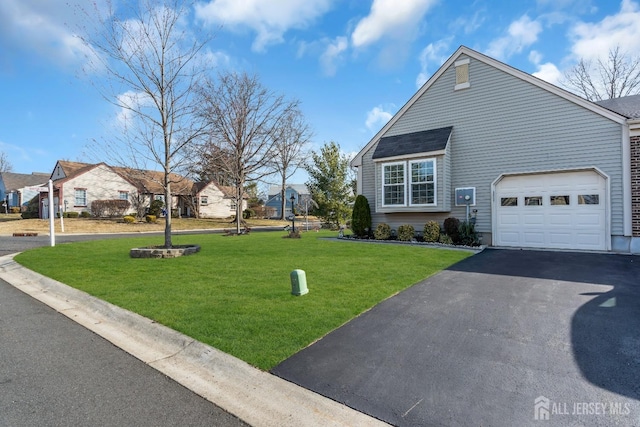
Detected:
left=272, top=248, right=640, bottom=426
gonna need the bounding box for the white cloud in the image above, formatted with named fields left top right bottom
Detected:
left=351, top=0, right=437, bottom=48
left=569, top=0, right=640, bottom=61
left=319, top=36, right=348, bottom=76
left=529, top=51, right=563, bottom=85
left=365, top=105, right=394, bottom=133
left=195, top=0, right=333, bottom=52
left=0, top=0, right=101, bottom=69
left=485, top=15, right=543, bottom=60
left=115, top=91, right=153, bottom=128
left=415, top=38, right=453, bottom=88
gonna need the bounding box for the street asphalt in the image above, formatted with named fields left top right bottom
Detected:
left=272, top=248, right=640, bottom=426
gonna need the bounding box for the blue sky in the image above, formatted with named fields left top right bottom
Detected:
left=1, top=0, right=639, bottom=186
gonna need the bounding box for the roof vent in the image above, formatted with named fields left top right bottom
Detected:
left=454, top=58, right=470, bottom=91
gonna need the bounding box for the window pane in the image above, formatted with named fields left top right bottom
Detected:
left=550, top=195, right=569, bottom=205
left=411, top=161, right=433, bottom=183
left=525, top=196, right=542, bottom=206
left=384, top=164, right=404, bottom=185
left=578, top=194, right=599, bottom=205
left=119, top=191, right=128, bottom=200
left=384, top=185, right=404, bottom=205
left=501, top=197, right=517, bottom=206
left=411, top=183, right=434, bottom=204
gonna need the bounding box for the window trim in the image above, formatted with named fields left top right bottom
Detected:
left=381, top=161, right=407, bottom=207
left=381, top=158, right=437, bottom=208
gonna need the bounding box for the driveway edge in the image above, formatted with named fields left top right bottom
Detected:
left=0, top=254, right=388, bottom=427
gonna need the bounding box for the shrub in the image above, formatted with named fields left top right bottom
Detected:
left=438, top=233, right=453, bottom=245
left=443, top=217, right=461, bottom=244
left=10, top=207, right=21, bottom=214
left=243, top=208, right=255, bottom=219
left=397, top=224, right=415, bottom=241
left=91, top=199, right=131, bottom=218
left=458, top=220, right=481, bottom=246
left=65, top=211, right=79, bottom=218
left=351, top=195, right=372, bottom=237
left=149, top=199, right=164, bottom=217
left=21, top=211, right=38, bottom=219
left=80, top=211, right=91, bottom=218
left=123, top=215, right=136, bottom=223
left=146, top=215, right=157, bottom=223
left=423, top=221, right=440, bottom=242
left=374, top=223, right=391, bottom=240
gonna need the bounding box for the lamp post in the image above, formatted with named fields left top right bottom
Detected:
left=289, top=194, right=295, bottom=233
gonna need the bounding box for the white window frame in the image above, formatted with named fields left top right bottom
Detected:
left=200, top=196, right=208, bottom=205
left=381, top=158, right=437, bottom=207
left=119, top=191, right=129, bottom=201
left=409, top=158, right=437, bottom=206
left=381, top=161, right=406, bottom=207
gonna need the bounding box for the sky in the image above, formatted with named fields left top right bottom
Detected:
left=1, top=0, right=639, bottom=187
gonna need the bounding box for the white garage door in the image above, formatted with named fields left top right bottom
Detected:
left=494, top=171, right=607, bottom=251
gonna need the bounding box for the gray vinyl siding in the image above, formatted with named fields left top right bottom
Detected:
left=365, top=54, right=624, bottom=237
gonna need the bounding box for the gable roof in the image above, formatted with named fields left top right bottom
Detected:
left=372, top=127, right=452, bottom=160
left=595, top=94, right=640, bottom=119
left=53, top=160, right=95, bottom=179
left=351, top=45, right=628, bottom=168
left=0, top=172, right=49, bottom=191
left=111, top=167, right=194, bottom=195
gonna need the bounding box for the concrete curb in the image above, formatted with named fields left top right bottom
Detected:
left=0, top=254, right=388, bottom=427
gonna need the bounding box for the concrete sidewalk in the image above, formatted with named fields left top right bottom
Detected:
left=0, top=254, right=388, bottom=427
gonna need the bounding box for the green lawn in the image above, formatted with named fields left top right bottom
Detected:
left=14, top=231, right=472, bottom=370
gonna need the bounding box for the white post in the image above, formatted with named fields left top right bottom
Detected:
left=59, top=205, right=65, bottom=233
left=48, top=179, right=55, bottom=247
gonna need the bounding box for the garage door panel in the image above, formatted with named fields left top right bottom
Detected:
left=549, top=232, right=572, bottom=245
left=495, top=171, right=606, bottom=251
left=548, top=213, right=572, bottom=225
left=523, top=214, right=544, bottom=225
left=499, top=213, right=520, bottom=225
left=523, top=232, right=545, bottom=244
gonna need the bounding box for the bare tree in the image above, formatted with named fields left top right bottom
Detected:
left=198, top=71, right=298, bottom=233
left=269, top=107, right=312, bottom=220
left=0, top=151, right=12, bottom=173
left=77, top=0, right=211, bottom=248
left=563, top=46, right=640, bottom=101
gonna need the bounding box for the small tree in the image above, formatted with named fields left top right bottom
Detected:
left=0, top=151, right=12, bottom=173
left=351, top=195, right=371, bottom=237
left=305, top=141, right=353, bottom=229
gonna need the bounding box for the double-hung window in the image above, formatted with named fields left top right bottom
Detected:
left=383, top=162, right=405, bottom=206
left=74, top=188, right=87, bottom=207
left=382, top=159, right=436, bottom=207
left=410, top=160, right=435, bottom=205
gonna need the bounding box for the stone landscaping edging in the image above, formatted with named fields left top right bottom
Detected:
left=130, top=245, right=201, bottom=259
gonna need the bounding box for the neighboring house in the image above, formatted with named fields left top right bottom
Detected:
left=193, top=181, right=248, bottom=218
left=0, top=171, right=49, bottom=211
left=45, top=160, right=241, bottom=219
left=266, top=184, right=309, bottom=218
left=46, top=161, right=139, bottom=218
left=350, top=46, right=640, bottom=254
